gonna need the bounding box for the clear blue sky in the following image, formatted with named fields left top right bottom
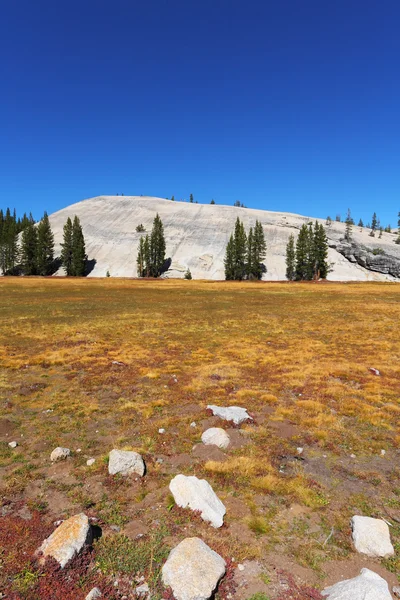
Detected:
left=1, top=0, right=399, bottom=226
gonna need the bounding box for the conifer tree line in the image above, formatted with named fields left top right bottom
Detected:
left=285, top=221, right=329, bottom=280
left=136, top=213, right=166, bottom=277
left=0, top=208, right=86, bottom=276
left=224, top=218, right=266, bottom=280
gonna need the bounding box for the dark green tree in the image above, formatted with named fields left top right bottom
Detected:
left=345, top=208, right=353, bottom=241
left=36, top=212, right=54, bottom=275
left=358, top=218, right=364, bottom=228
left=370, top=212, right=377, bottom=236
left=71, top=216, right=86, bottom=276
left=285, top=234, right=296, bottom=280
left=20, top=218, right=38, bottom=275
left=250, top=220, right=266, bottom=279
left=246, top=227, right=253, bottom=278
left=149, top=213, right=166, bottom=277
left=189, top=194, right=194, bottom=203
left=61, top=217, right=73, bottom=275
left=184, top=268, right=192, bottom=280
left=313, top=222, right=329, bottom=279
left=210, top=199, right=215, bottom=204
left=137, top=236, right=146, bottom=276
left=295, top=224, right=309, bottom=280
left=233, top=217, right=247, bottom=280
left=325, top=216, right=332, bottom=227
left=224, top=234, right=235, bottom=280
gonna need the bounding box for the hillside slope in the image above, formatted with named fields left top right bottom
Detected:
left=48, top=196, right=400, bottom=280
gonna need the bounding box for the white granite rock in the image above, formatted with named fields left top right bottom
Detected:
left=207, top=405, right=252, bottom=425
left=85, top=588, right=102, bottom=600
left=108, top=449, right=145, bottom=476
left=351, top=516, right=394, bottom=557
left=86, top=458, right=96, bottom=466
left=170, top=474, right=226, bottom=528
left=50, top=447, right=71, bottom=462
left=322, top=568, right=392, bottom=599
left=201, top=427, right=230, bottom=449
left=162, top=537, right=226, bottom=600
left=37, top=513, right=91, bottom=568
left=8, top=441, right=18, bottom=448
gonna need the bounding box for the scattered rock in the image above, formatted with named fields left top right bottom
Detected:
left=190, top=422, right=197, bottom=428
left=85, top=588, right=102, bottom=600
left=322, top=568, right=392, bottom=599
left=369, top=367, right=380, bottom=376
left=136, top=583, right=150, bottom=597
left=86, top=458, right=96, bottom=466
left=207, top=405, right=252, bottom=425
left=159, top=428, right=165, bottom=434
left=162, top=537, right=226, bottom=600
left=108, top=449, right=145, bottom=477
left=169, top=474, right=226, bottom=528
left=37, top=513, right=92, bottom=568
left=8, top=441, right=18, bottom=448
left=351, top=516, right=394, bottom=557
left=201, top=427, right=230, bottom=449
left=380, top=449, right=386, bottom=457
left=296, top=447, right=303, bottom=454
left=50, top=447, right=71, bottom=462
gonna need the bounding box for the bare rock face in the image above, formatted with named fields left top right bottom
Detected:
left=336, top=241, right=400, bottom=277
left=207, top=405, right=252, bottom=426
left=201, top=427, right=230, bottom=449
left=351, top=516, right=394, bottom=557
left=37, top=513, right=91, bottom=568
left=108, top=449, right=145, bottom=476
left=50, top=447, right=70, bottom=462
left=169, top=474, right=226, bottom=528
left=322, top=568, right=392, bottom=599
left=162, top=537, right=226, bottom=600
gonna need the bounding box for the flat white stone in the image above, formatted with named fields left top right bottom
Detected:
left=50, top=447, right=70, bottom=462
left=86, top=458, right=95, bottom=466
left=169, top=474, right=226, bottom=528
left=201, top=427, right=230, bottom=449
left=162, top=537, right=226, bottom=600
left=322, top=568, right=392, bottom=599
left=207, top=405, right=252, bottom=425
left=351, top=516, right=394, bottom=557
left=8, top=441, right=18, bottom=448
left=37, top=513, right=91, bottom=568
left=108, top=449, right=145, bottom=476
left=85, top=588, right=102, bottom=600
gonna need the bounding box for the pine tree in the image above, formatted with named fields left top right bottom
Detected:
left=295, top=224, right=309, bottom=280
left=71, top=216, right=86, bottom=276
left=370, top=212, right=377, bottom=237
left=210, top=199, right=215, bottom=204
left=335, top=214, right=341, bottom=222
left=20, top=218, right=38, bottom=275
left=313, top=222, right=329, bottom=279
left=358, top=218, right=364, bottom=228
left=36, top=212, right=54, bottom=275
left=171, top=196, right=175, bottom=201
left=224, top=234, right=235, bottom=280
left=345, top=208, right=353, bottom=241
left=149, top=213, right=166, bottom=277
left=233, top=217, right=247, bottom=280
left=247, top=227, right=253, bottom=278
left=0, top=208, right=19, bottom=274
left=189, top=194, right=194, bottom=203
left=184, top=268, right=192, bottom=280
left=251, top=220, right=266, bottom=279
left=285, top=234, right=296, bottom=280
left=326, top=216, right=332, bottom=227
left=137, top=236, right=145, bottom=276
left=379, top=227, right=383, bottom=238
left=305, top=222, right=316, bottom=279
left=143, top=235, right=150, bottom=276
left=61, top=217, right=73, bottom=275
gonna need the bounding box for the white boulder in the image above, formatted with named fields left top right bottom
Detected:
left=85, top=588, right=102, bottom=600
left=322, top=568, right=392, bottom=599
left=37, top=513, right=91, bottom=568
left=207, top=405, right=252, bottom=425
left=50, top=447, right=71, bottom=462
left=169, top=474, right=226, bottom=528
left=351, top=515, right=394, bottom=557
left=8, top=441, right=18, bottom=448
left=108, top=449, right=145, bottom=476
left=162, top=537, right=226, bottom=600
left=201, top=427, right=230, bottom=449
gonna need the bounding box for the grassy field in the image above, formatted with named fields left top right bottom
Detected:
left=0, top=278, right=399, bottom=599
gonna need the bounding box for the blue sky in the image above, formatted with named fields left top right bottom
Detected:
left=1, top=0, right=399, bottom=226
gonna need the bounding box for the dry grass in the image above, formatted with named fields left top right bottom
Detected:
left=0, top=278, right=399, bottom=596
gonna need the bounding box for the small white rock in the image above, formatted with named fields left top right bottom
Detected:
left=169, top=474, right=226, bottom=528
left=237, top=564, right=245, bottom=571
left=50, top=447, right=71, bottom=462
left=351, top=516, right=394, bottom=557
left=76, top=448, right=82, bottom=453
left=207, top=405, right=252, bottom=425
left=296, top=447, right=303, bottom=454
left=136, top=583, right=150, bottom=597
left=158, top=428, right=165, bottom=434
left=108, top=449, right=145, bottom=477
left=8, top=441, right=18, bottom=448
left=380, top=449, right=386, bottom=456
left=190, top=422, right=197, bottom=428
left=85, top=588, right=102, bottom=600
left=322, top=568, right=392, bottom=599
left=86, top=458, right=96, bottom=466
left=201, top=428, right=230, bottom=449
